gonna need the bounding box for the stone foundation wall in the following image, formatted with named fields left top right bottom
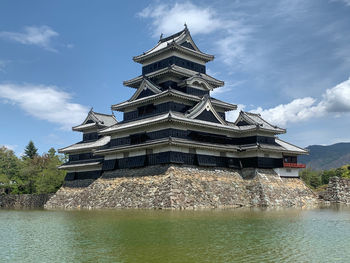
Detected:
left=45, top=165, right=318, bottom=209
left=323, top=177, right=350, bottom=204
left=0, top=194, right=53, bottom=209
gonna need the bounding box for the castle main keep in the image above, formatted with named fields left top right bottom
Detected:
left=46, top=27, right=316, bottom=209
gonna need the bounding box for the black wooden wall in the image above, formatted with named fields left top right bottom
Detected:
left=101, top=151, right=283, bottom=172
left=108, top=128, right=277, bottom=148
left=142, top=56, right=206, bottom=75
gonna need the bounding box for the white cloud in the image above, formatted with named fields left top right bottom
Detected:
left=138, top=2, right=222, bottom=36
left=0, top=26, right=58, bottom=51
left=138, top=2, right=252, bottom=66
left=0, top=83, right=89, bottom=130
left=211, top=80, right=246, bottom=96
left=320, top=78, right=350, bottom=112
left=252, top=78, right=350, bottom=126
left=215, top=26, right=252, bottom=67
left=226, top=104, right=246, bottom=122
left=252, top=97, right=318, bottom=126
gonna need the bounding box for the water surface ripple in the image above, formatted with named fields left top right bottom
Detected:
left=0, top=206, right=349, bottom=263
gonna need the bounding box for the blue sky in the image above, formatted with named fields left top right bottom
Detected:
left=0, top=0, right=350, bottom=155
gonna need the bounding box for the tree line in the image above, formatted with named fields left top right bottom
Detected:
left=300, top=165, right=350, bottom=190
left=0, top=141, right=66, bottom=194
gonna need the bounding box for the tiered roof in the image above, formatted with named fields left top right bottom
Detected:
left=112, top=83, right=237, bottom=112
left=104, top=27, right=304, bottom=157
left=123, top=65, right=224, bottom=88
left=58, top=160, right=103, bottom=170
left=99, top=111, right=284, bottom=135
left=133, top=26, right=214, bottom=63
left=59, top=136, right=111, bottom=154
left=234, top=111, right=286, bottom=133
left=59, top=26, right=308, bottom=176
left=72, top=109, right=117, bottom=131
left=59, top=110, right=117, bottom=170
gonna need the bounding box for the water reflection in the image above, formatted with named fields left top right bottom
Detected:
left=0, top=207, right=350, bottom=263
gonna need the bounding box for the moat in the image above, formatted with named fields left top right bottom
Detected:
left=1, top=206, right=349, bottom=263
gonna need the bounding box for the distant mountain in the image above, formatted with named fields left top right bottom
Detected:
left=299, top=142, right=350, bottom=170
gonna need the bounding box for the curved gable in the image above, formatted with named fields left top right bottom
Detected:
left=186, top=96, right=226, bottom=125
left=185, top=75, right=213, bottom=91
left=129, top=78, right=162, bottom=101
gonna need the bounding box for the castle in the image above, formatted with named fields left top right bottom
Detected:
left=58, top=26, right=307, bottom=181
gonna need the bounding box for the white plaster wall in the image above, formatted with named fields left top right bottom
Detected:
left=105, top=153, right=124, bottom=160
left=196, top=148, right=221, bottom=156
left=257, top=151, right=282, bottom=158
left=274, top=168, right=299, bottom=177
left=129, top=149, right=146, bottom=157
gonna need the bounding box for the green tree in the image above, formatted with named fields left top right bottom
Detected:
left=35, top=156, right=66, bottom=194
left=321, top=169, right=336, bottom=185
left=18, top=157, right=42, bottom=193
left=339, top=165, right=350, bottom=178
left=300, top=168, right=322, bottom=189
left=0, top=146, right=20, bottom=180
left=48, top=147, right=56, bottom=158
left=0, top=145, right=66, bottom=194
left=0, top=146, right=22, bottom=193
left=309, top=172, right=322, bottom=188
left=23, top=140, right=38, bottom=159
left=35, top=152, right=66, bottom=194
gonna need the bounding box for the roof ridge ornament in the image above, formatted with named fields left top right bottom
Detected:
left=159, top=33, right=163, bottom=40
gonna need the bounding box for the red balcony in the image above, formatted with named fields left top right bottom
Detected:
left=283, top=162, right=306, bottom=168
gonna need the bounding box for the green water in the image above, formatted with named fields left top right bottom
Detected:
left=0, top=207, right=349, bottom=263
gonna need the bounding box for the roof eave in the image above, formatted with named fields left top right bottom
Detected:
left=111, top=97, right=238, bottom=113
left=95, top=137, right=240, bottom=155
left=123, top=67, right=224, bottom=89
left=72, top=123, right=106, bottom=132
left=58, top=162, right=102, bottom=170
left=132, top=44, right=214, bottom=64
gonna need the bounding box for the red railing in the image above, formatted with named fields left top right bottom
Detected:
left=283, top=162, right=306, bottom=168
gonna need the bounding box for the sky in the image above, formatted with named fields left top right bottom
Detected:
left=0, top=0, right=350, bottom=155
